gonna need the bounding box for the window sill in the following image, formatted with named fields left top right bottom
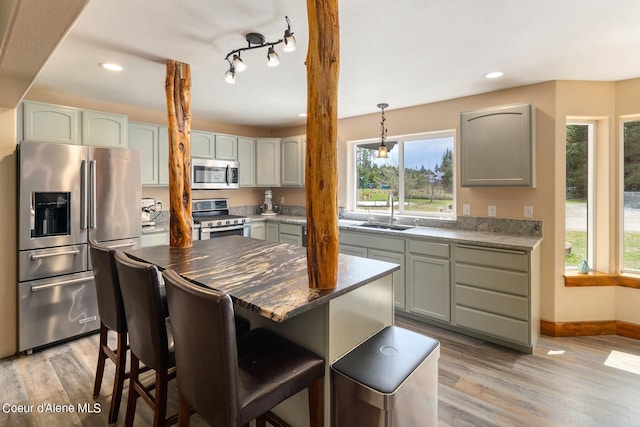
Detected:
left=564, top=271, right=640, bottom=289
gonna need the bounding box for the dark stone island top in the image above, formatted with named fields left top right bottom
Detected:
left=125, top=236, right=399, bottom=322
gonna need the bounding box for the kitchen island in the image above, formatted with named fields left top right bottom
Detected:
left=125, top=236, right=399, bottom=426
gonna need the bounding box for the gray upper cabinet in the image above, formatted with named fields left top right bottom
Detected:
left=460, top=103, right=535, bottom=187
left=256, top=138, right=281, bottom=187
left=237, top=137, right=256, bottom=187
left=281, top=135, right=305, bottom=187
left=128, top=122, right=159, bottom=185
left=22, top=101, right=81, bottom=145
left=214, top=134, right=238, bottom=161
left=82, top=110, right=128, bottom=148
left=191, top=130, right=215, bottom=158
left=22, top=101, right=127, bottom=148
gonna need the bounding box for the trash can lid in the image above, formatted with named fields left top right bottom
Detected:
left=331, top=325, right=439, bottom=394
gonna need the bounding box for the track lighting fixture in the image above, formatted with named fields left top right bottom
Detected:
left=224, top=16, right=295, bottom=83
left=377, top=103, right=391, bottom=159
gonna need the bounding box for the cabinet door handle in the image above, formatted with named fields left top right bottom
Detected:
left=457, top=244, right=526, bottom=256
left=31, top=276, right=93, bottom=292
left=30, top=249, right=80, bottom=260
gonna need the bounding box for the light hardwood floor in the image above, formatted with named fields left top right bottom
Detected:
left=2, top=316, right=640, bottom=426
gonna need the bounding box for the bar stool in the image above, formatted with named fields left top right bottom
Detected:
left=114, top=251, right=177, bottom=427
left=162, top=269, right=325, bottom=427
left=88, top=240, right=129, bottom=424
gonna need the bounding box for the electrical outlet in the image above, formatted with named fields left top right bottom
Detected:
left=463, top=204, right=470, bottom=216
left=488, top=205, right=496, bottom=217
left=524, top=205, right=533, bottom=218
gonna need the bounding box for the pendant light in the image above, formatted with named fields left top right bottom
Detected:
left=377, top=103, right=390, bottom=159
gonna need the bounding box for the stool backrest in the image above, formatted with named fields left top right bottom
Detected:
left=163, top=269, right=241, bottom=426
left=89, top=240, right=126, bottom=333
left=114, top=251, right=170, bottom=371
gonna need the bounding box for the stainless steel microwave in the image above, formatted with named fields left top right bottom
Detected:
left=191, top=158, right=239, bottom=189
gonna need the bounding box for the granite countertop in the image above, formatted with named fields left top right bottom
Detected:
left=248, top=215, right=541, bottom=251
left=125, top=236, right=399, bottom=322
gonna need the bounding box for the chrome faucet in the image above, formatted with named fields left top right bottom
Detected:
left=388, top=192, right=395, bottom=224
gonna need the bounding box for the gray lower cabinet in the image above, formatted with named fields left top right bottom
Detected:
left=339, top=231, right=406, bottom=310
left=141, top=232, right=169, bottom=247
left=452, top=244, right=538, bottom=352
left=407, top=239, right=450, bottom=322
left=279, top=223, right=303, bottom=246
left=249, top=222, right=266, bottom=240
left=266, top=222, right=279, bottom=243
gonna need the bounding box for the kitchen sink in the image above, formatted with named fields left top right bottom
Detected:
left=356, top=222, right=415, bottom=231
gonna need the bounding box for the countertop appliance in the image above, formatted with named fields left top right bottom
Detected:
left=191, top=158, right=239, bottom=190
left=17, top=140, right=141, bottom=353
left=192, top=198, right=250, bottom=240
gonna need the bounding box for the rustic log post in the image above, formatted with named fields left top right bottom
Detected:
left=165, top=60, right=192, bottom=248
left=305, top=0, right=340, bottom=289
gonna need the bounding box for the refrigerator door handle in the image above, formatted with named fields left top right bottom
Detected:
left=90, top=160, right=97, bottom=229
left=81, top=160, right=88, bottom=229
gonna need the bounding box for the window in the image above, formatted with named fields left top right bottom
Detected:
left=565, top=122, right=595, bottom=270
left=353, top=131, right=455, bottom=219
left=622, top=119, right=640, bottom=273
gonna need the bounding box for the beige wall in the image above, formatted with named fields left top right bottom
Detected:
left=0, top=107, right=17, bottom=358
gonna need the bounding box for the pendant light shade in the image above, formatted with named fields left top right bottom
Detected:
left=267, top=46, right=280, bottom=67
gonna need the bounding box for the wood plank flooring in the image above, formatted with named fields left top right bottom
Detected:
left=1, top=316, right=639, bottom=426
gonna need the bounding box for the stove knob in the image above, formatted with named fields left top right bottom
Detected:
left=216, top=221, right=222, bottom=227
left=226, top=220, right=231, bottom=225
left=233, top=219, right=239, bottom=224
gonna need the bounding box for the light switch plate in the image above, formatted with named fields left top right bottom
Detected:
left=524, top=205, right=533, bottom=218
left=463, top=204, right=470, bottom=216
left=488, top=205, right=496, bottom=217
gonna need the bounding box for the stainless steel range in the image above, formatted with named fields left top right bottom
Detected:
left=192, top=198, right=250, bottom=240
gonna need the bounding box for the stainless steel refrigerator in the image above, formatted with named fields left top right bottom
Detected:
left=17, top=140, right=141, bottom=353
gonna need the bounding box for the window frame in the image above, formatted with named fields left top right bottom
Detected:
left=565, top=120, right=596, bottom=271
left=620, top=116, right=640, bottom=274
left=347, top=129, right=456, bottom=219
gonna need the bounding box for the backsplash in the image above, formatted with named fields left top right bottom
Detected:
left=229, top=205, right=542, bottom=237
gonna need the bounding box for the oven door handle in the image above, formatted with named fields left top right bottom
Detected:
left=30, top=249, right=80, bottom=260
left=200, top=225, right=245, bottom=233
left=226, top=165, right=231, bottom=186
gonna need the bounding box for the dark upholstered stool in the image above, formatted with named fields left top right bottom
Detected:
left=114, top=251, right=177, bottom=427
left=162, top=269, right=325, bottom=427
left=89, top=240, right=129, bottom=424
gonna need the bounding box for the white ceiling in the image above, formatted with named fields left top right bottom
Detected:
left=29, top=0, right=640, bottom=128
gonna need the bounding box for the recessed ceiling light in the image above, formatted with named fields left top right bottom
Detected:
left=485, top=71, right=504, bottom=79
left=99, top=62, right=124, bottom=72
left=297, top=113, right=307, bottom=117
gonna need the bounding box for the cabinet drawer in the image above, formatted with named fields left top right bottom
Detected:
left=455, top=264, right=528, bottom=296
left=455, top=284, right=528, bottom=320
left=279, top=223, right=302, bottom=236
left=409, top=239, right=449, bottom=258
left=339, top=231, right=405, bottom=252
left=455, top=306, right=529, bottom=345
left=455, top=245, right=529, bottom=271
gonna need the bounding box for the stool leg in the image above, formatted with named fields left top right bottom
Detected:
left=93, top=324, right=108, bottom=398
left=125, top=354, right=140, bottom=427
left=153, top=370, right=168, bottom=427
left=108, top=330, right=128, bottom=424
left=308, top=377, right=324, bottom=427
left=178, top=391, right=191, bottom=427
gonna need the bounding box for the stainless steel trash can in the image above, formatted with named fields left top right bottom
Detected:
left=331, top=325, right=440, bottom=426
